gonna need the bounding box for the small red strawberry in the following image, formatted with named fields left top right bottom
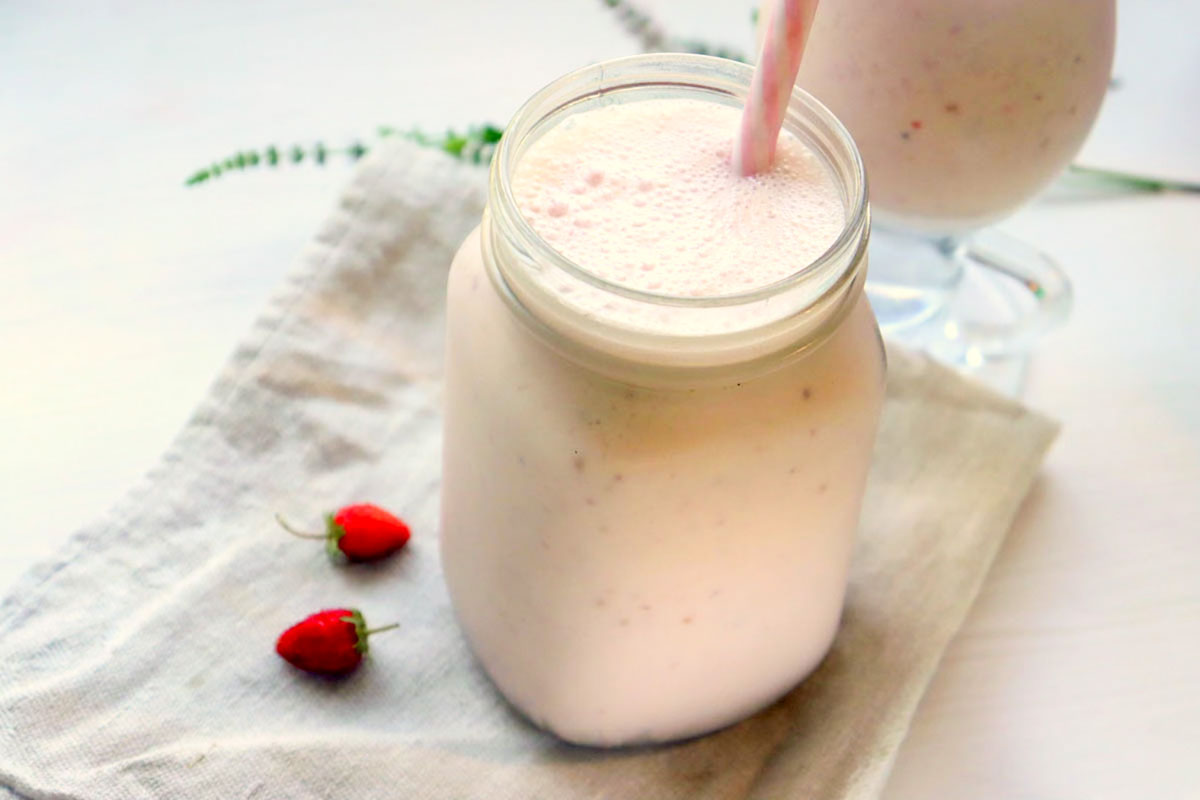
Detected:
left=276, top=503, right=411, bottom=562
left=275, top=608, right=398, bottom=676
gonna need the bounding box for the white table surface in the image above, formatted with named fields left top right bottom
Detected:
left=2, top=1, right=1197, bottom=797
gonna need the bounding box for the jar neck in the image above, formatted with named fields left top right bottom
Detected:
left=483, top=54, right=869, bottom=380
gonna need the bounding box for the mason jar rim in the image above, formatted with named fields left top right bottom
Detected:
left=488, top=52, right=868, bottom=309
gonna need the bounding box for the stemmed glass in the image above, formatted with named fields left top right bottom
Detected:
left=794, top=0, right=1116, bottom=386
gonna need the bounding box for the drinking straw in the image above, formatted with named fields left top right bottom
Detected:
left=734, top=0, right=820, bottom=176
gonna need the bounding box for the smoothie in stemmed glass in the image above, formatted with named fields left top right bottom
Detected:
left=796, top=0, right=1116, bottom=370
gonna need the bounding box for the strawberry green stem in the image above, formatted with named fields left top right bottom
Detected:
left=275, top=513, right=326, bottom=540
left=361, top=623, right=400, bottom=637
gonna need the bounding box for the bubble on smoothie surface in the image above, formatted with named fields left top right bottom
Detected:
left=511, top=99, right=844, bottom=298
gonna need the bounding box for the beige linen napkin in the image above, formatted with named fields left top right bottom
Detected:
left=0, top=140, right=1057, bottom=800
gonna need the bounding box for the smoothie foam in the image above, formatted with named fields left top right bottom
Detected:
left=512, top=99, right=843, bottom=300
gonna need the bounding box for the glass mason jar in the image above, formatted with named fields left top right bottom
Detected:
left=440, top=54, right=885, bottom=746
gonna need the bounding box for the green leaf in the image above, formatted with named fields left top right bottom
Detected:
left=184, top=123, right=503, bottom=187
left=1067, top=164, right=1200, bottom=194
left=598, top=0, right=748, bottom=63
left=324, top=512, right=346, bottom=562
left=340, top=609, right=369, bottom=655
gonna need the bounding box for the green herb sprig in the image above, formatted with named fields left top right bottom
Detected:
left=184, top=125, right=503, bottom=186
left=183, top=0, right=748, bottom=188
left=598, top=0, right=749, bottom=63
left=1066, top=164, right=1200, bottom=194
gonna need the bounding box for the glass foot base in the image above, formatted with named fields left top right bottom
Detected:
left=865, top=229, right=959, bottom=334
left=883, top=257, right=1043, bottom=396
left=888, top=312, right=1031, bottom=396
left=868, top=227, right=1072, bottom=396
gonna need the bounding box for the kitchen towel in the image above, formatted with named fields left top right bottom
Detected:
left=0, top=140, right=1058, bottom=800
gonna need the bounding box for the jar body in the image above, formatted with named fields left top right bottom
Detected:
left=441, top=228, right=884, bottom=745
left=440, top=54, right=885, bottom=746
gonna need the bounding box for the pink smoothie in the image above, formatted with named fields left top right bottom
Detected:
left=795, top=0, right=1115, bottom=229
left=441, top=97, right=884, bottom=745
left=512, top=99, right=843, bottom=298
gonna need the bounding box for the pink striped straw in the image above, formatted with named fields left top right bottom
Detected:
left=734, top=0, right=820, bottom=176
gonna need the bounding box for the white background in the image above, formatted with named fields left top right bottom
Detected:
left=2, top=1, right=1198, bottom=797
